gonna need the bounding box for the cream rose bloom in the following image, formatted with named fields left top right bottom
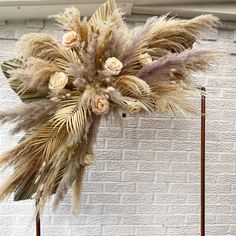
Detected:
left=139, top=53, right=152, bottom=66
left=81, top=153, right=95, bottom=166
left=92, top=95, right=110, bottom=115
left=62, top=31, right=79, bottom=48
left=104, top=57, right=123, bottom=75
left=49, top=72, right=68, bottom=91
left=127, top=101, right=141, bottom=114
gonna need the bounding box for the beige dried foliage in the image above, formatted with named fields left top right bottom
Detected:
left=0, top=0, right=221, bottom=216
left=116, top=75, right=151, bottom=97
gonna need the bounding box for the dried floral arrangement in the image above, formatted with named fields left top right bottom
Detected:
left=0, top=0, right=220, bottom=215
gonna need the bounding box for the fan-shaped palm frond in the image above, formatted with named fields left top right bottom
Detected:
left=89, top=0, right=117, bottom=29
left=116, top=75, right=151, bottom=97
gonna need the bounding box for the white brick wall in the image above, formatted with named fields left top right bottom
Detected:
left=0, top=18, right=235, bottom=236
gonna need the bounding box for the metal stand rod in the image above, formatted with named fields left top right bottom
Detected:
left=201, top=87, right=206, bottom=236
left=36, top=212, right=41, bottom=236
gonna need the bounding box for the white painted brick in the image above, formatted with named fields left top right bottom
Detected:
left=167, top=225, right=199, bottom=235
left=138, top=162, right=170, bottom=172
left=103, top=204, right=136, bottom=214
left=156, top=151, right=188, bottom=162
left=98, top=127, right=122, bottom=138
left=124, top=128, right=156, bottom=139
left=122, top=215, right=154, bottom=225
left=88, top=194, right=120, bottom=204
left=187, top=194, right=218, bottom=204
left=136, top=183, right=168, bottom=193
left=172, top=141, right=200, bottom=151
left=102, top=225, right=135, bottom=235
left=171, top=162, right=200, bottom=173
left=106, top=161, right=137, bottom=171
left=122, top=193, right=153, bottom=204
left=93, top=138, right=105, bottom=148
left=123, top=150, right=155, bottom=161
left=206, top=225, right=230, bottom=235
left=122, top=171, right=154, bottom=182
left=104, top=183, right=136, bottom=193
left=170, top=184, right=200, bottom=194
left=155, top=173, right=187, bottom=183
left=155, top=214, right=185, bottom=225
left=188, top=152, right=219, bottom=163
left=219, top=153, right=236, bottom=163
left=207, top=163, right=234, bottom=174
left=87, top=161, right=105, bottom=171
left=89, top=171, right=121, bottom=182
left=206, top=184, right=232, bottom=194
left=52, top=215, right=88, bottom=226
left=229, top=225, right=236, bottom=235
left=207, top=205, right=231, bottom=214
left=122, top=116, right=139, bottom=127
left=136, top=225, right=166, bottom=235
left=82, top=182, right=103, bottom=192
left=188, top=173, right=218, bottom=183
left=95, top=149, right=122, bottom=160
left=70, top=226, right=102, bottom=235
left=139, top=140, right=171, bottom=151
left=156, top=129, right=188, bottom=140
left=218, top=195, right=236, bottom=204
left=137, top=205, right=168, bottom=214
left=26, top=19, right=44, bottom=28
left=79, top=204, right=104, bottom=214
left=88, top=215, right=122, bottom=224
left=186, top=214, right=216, bottom=224
left=170, top=204, right=200, bottom=214
left=154, top=194, right=186, bottom=204
left=106, top=138, right=139, bottom=149
left=15, top=27, right=41, bottom=38
left=139, top=118, right=172, bottom=129
left=172, top=119, right=200, bottom=130
left=219, top=174, right=236, bottom=183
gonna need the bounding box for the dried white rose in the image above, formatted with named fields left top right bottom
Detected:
left=127, top=101, right=141, bottom=114
left=104, top=57, right=123, bottom=75
left=62, top=31, right=80, bottom=48
left=139, top=53, right=152, bottom=66
left=92, top=94, right=110, bottom=115
left=81, top=153, right=95, bottom=166
left=49, top=72, right=68, bottom=91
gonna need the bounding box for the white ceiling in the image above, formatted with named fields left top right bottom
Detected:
left=0, top=0, right=235, bottom=21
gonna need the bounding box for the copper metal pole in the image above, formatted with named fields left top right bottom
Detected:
left=36, top=211, right=41, bottom=236
left=201, top=87, right=206, bottom=236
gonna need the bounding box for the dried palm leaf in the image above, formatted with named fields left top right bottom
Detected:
left=89, top=0, right=117, bottom=30
left=1, top=58, right=48, bottom=102
left=116, top=75, right=151, bottom=97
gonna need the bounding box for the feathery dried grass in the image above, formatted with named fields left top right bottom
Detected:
left=151, top=82, right=198, bottom=117
left=121, top=14, right=220, bottom=74
left=137, top=50, right=220, bottom=83
left=53, top=7, right=89, bottom=42
left=0, top=100, right=57, bottom=134
left=17, top=33, right=79, bottom=66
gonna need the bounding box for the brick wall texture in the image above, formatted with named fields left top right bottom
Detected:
left=0, top=17, right=235, bottom=236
